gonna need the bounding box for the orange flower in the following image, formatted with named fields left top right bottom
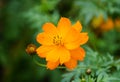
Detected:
left=100, top=18, right=114, bottom=31
left=36, top=17, right=89, bottom=70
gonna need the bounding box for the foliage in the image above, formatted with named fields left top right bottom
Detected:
left=61, top=47, right=120, bottom=82
left=23, top=0, right=60, bottom=30
left=73, top=0, right=120, bottom=25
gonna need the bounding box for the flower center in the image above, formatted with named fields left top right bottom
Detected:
left=53, top=35, right=63, bottom=46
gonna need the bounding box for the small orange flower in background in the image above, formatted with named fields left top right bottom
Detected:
left=91, top=15, right=115, bottom=32
left=36, top=17, right=89, bottom=70
left=100, top=18, right=114, bottom=31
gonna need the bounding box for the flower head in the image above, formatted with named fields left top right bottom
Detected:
left=36, top=17, right=89, bottom=70
left=100, top=18, right=114, bottom=31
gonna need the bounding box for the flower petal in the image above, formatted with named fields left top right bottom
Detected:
left=64, top=59, right=77, bottom=70
left=46, top=47, right=60, bottom=62
left=36, top=33, right=54, bottom=45
left=36, top=45, right=55, bottom=58
left=43, top=23, right=58, bottom=36
left=79, top=33, right=89, bottom=45
left=46, top=46, right=70, bottom=64
left=64, top=28, right=80, bottom=49
left=47, top=61, right=59, bottom=70
left=70, top=47, right=85, bottom=61
left=64, top=33, right=89, bottom=49
left=57, top=17, right=71, bottom=38
left=72, top=21, right=82, bottom=32
left=64, top=28, right=80, bottom=42
left=59, top=47, right=70, bottom=64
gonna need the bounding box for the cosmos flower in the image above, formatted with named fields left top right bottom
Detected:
left=100, top=18, right=114, bottom=31
left=36, top=17, right=89, bottom=70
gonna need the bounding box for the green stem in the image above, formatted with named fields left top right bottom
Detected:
left=88, top=75, right=90, bottom=82
left=34, top=59, right=46, bottom=67
left=33, top=58, right=65, bottom=69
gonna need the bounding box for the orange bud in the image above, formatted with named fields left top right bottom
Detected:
left=26, top=44, right=37, bottom=55
left=100, top=18, right=114, bottom=31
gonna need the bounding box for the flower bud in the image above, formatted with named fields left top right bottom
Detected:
left=81, top=78, right=86, bottom=82
left=26, top=44, right=37, bottom=55
left=86, top=68, right=92, bottom=75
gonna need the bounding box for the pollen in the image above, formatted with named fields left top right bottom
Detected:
left=53, top=35, right=63, bottom=45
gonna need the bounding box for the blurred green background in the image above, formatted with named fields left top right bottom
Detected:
left=0, top=0, right=120, bottom=82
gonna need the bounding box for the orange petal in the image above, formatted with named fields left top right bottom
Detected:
left=64, top=59, right=77, bottom=70
left=36, top=45, right=55, bottom=58
left=70, top=47, right=85, bottom=61
left=72, top=21, right=82, bottom=32
left=36, top=33, right=54, bottom=45
left=79, top=33, right=89, bottom=45
left=46, top=46, right=70, bottom=64
left=46, top=47, right=60, bottom=62
left=59, top=47, right=70, bottom=64
left=64, top=28, right=80, bottom=49
left=57, top=17, right=71, bottom=38
left=42, top=23, right=58, bottom=36
left=64, top=33, right=89, bottom=49
left=64, top=28, right=80, bottom=42
left=47, top=61, right=59, bottom=70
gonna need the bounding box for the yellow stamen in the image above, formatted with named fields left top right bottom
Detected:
left=53, top=35, right=63, bottom=45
